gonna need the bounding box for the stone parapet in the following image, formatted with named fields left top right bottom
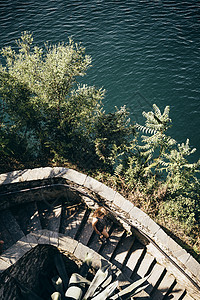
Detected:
left=0, top=229, right=122, bottom=284
left=0, top=167, right=199, bottom=296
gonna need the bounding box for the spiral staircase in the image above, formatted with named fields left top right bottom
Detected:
left=0, top=167, right=199, bottom=300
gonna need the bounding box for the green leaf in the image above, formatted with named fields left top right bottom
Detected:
left=51, top=292, right=61, bottom=300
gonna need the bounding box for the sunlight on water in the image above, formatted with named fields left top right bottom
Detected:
left=0, top=0, right=199, bottom=161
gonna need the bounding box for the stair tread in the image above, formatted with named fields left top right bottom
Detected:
left=37, top=200, right=62, bottom=232
left=0, top=209, right=24, bottom=250
left=181, top=293, right=195, bottom=300
left=78, top=212, right=94, bottom=245
left=111, top=234, right=135, bottom=269
left=144, top=263, right=165, bottom=295
left=47, top=205, right=62, bottom=232
left=152, top=272, right=175, bottom=300
left=137, top=252, right=155, bottom=278
left=100, top=226, right=125, bottom=261
left=11, top=201, right=42, bottom=234
left=60, top=206, right=86, bottom=239
left=167, top=282, right=186, bottom=300
left=123, top=240, right=145, bottom=278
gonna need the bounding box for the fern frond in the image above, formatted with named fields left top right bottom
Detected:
left=135, top=123, right=157, bottom=135
left=153, top=104, right=162, bottom=118
left=163, top=106, right=170, bottom=119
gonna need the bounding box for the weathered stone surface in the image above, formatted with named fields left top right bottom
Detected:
left=174, top=248, right=190, bottom=265
left=15, top=239, right=32, bottom=253
left=74, top=242, right=91, bottom=262
left=18, top=235, right=35, bottom=249
left=166, top=235, right=182, bottom=253
left=61, top=207, right=87, bottom=239
left=113, top=192, right=131, bottom=211
left=29, top=230, right=44, bottom=242
left=120, top=199, right=135, bottom=213
left=0, top=243, right=27, bottom=264
left=184, top=255, right=200, bottom=280
left=168, top=282, right=187, bottom=300
left=97, top=183, right=116, bottom=202
left=0, top=170, right=25, bottom=185
left=129, top=206, right=149, bottom=226
left=58, top=234, right=78, bottom=253
left=155, top=228, right=170, bottom=248
left=81, top=194, right=98, bottom=210
left=21, top=168, right=38, bottom=181
left=78, top=212, right=94, bottom=245
left=153, top=272, right=175, bottom=299
left=0, top=258, right=11, bottom=273
left=49, top=231, right=59, bottom=247
left=113, top=192, right=134, bottom=213
left=84, top=176, right=103, bottom=193
left=112, top=234, right=135, bottom=269
left=62, top=169, right=87, bottom=186
left=37, top=230, right=51, bottom=244
left=26, top=233, right=38, bottom=247
left=142, top=216, right=160, bottom=236
left=183, top=293, right=197, bottom=300
left=124, top=245, right=145, bottom=278
left=53, top=166, right=68, bottom=177
left=101, top=227, right=125, bottom=261
left=38, top=167, right=54, bottom=179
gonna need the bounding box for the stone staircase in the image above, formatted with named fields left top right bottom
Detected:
left=0, top=194, right=195, bottom=300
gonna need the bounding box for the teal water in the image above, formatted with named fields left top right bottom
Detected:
left=0, top=0, right=199, bottom=161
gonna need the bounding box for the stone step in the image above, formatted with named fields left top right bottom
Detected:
left=100, top=225, right=125, bottom=261
left=182, top=292, right=196, bottom=300
left=87, top=231, right=104, bottom=253
left=10, top=201, right=42, bottom=234
left=122, top=239, right=145, bottom=278
left=78, top=210, right=95, bottom=245
left=0, top=209, right=25, bottom=250
left=137, top=251, right=156, bottom=278
left=60, top=205, right=87, bottom=239
left=111, top=233, right=135, bottom=269
left=37, top=200, right=62, bottom=232
left=144, top=263, right=165, bottom=296
left=151, top=271, right=175, bottom=300
left=167, top=282, right=187, bottom=300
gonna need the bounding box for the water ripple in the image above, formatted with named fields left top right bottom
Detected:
left=0, top=0, right=199, bottom=160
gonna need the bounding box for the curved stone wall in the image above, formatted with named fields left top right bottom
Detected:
left=0, top=167, right=199, bottom=295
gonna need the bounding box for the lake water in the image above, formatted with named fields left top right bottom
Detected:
left=0, top=0, right=199, bottom=162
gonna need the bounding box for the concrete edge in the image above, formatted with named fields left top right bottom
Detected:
left=0, top=230, right=121, bottom=276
